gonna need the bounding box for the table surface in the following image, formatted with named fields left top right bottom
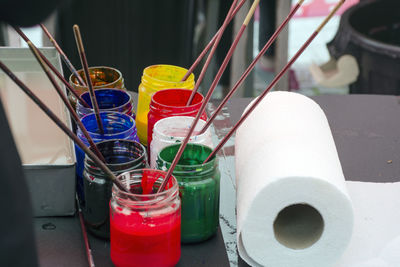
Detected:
left=34, top=94, right=400, bottom=267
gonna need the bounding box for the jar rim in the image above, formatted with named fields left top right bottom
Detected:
left=153, top=116, right=209, bottom=142
left=143, top=64, right=195, bottom=85
left=157, top=143, right=217, bottom=170
left=87, top=139, right=146, bottom=168
left=78, top=88, right=131, bottom=112
left=69, top=66, right=123, bottom=87
left=81, top=111, right=136, bottom=138
left=114, top=169, right=179, bottom=203
left=150, top=88, right=204, bottom=111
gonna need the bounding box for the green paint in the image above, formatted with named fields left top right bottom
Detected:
left=157, top=144, right=220, bottom=243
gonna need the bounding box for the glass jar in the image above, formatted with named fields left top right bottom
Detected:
left=83, top=139, right=147, bottom=238
left=76, top=88, right=135, bottom=120
left=75, top=112, right=140, bottom=203
left=147, top=88, right=207, bottom=150
left=150, top=116, right=213, bottom=169
left=69, top=66, right=125, bottom=108
left=156, top=144, right=220, bottom=243
left=110, top=169, right=181, bottom=267
left=136, top=65, right=195, bottom=145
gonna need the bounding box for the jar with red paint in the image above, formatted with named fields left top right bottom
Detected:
left=147, top=88, right=207, bottom=153
left=110, top=169, right=181, bottom=267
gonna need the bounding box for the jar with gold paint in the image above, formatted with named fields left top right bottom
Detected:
left=69, top=66, right=125, bottom=108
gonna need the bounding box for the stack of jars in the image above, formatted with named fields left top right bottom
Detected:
left=75, top=64, right=220, bottom=267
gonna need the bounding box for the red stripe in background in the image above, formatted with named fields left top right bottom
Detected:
left=294, top=0, right=359, bottom=18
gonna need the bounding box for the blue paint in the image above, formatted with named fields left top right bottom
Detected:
left=76, top=88, right=135, bottom=120
left=75, top=111, right=140, bottom=203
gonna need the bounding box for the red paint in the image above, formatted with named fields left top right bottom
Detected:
left=147, top=89, right=207, bottom=155
left=110, top=169, right=181, bottom=267
left=110, top=208, right=181, bottom=267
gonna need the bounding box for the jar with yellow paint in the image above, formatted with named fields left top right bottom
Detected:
left=135, top=65, right=195, bottom=145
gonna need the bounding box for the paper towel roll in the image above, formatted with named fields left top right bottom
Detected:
left=235, top=92, right=354, bottom=267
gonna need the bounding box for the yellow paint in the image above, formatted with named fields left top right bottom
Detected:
left=136, top=65, right=195, bottom=145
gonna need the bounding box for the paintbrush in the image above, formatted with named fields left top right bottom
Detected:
left=40, top=23, right=87, bottom=87
left=27, top=40, right=105, bottom=162
left=73, top=24, right=104, bottom=135
left=186, top=0, right=260, bottom=107
left=76, top=194, right=95, bottom=267
left=184, top=0, right=239, bottom=106
left=156, top=0, right=239, bottom=193
left=0, top=60, right=129, bottom=193
left=180, top=0, right=247, bottom=82
left=13, top=26, right=91, bottom=108
left=200, top=0, right=305, bottom=133
left=203, top=0, right=345, bottom=163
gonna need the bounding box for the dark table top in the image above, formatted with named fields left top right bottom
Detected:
left=34, top=94, right=400, bottom=267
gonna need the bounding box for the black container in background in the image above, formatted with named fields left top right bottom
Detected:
left=328, top=0, right=400, bottom=95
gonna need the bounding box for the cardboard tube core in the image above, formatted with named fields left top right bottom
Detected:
left=274, top=204, right=324, bottom=250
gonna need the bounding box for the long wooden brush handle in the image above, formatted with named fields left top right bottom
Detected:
left=180, top=0, right=247, bottom=82
left=158, top=0, right=239, bottom=192
left=0, top=60, right=128, bottom=193
left=73, top=25, right=105, bottom=135
left=40, top=24, right=87, bottom=87
left=27, top=41, right=106, bottom=163
left=185, top=0, right=239, bottom=106
left=13, top=26, right=91, bottom=108
left=192, top=0, right=260, bottom=112
left=203, top=0, right=345, bottom=163
left=200, top=0, right=305, bottom=134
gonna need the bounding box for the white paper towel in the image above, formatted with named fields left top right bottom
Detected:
left=336, top=182, right=400, bottom=267
left=236, top=92, right=354, bottom=267
left=235, top=92, right=400, bottom=267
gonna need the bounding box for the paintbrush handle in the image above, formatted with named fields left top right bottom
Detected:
left=186, top=0, right=239, bottom=106
left=0, top=60, right=128, bottom=193
left=40, top=24, right=87, bottom=87
left=200, top=0, right=305, bottom=134
left=73, top=25, right=105, bottom=135
left=13, top=26, right=91, bottom=108
left=243, top=0, right=259, bottom=26
left=180, top=0, right=247, bottom=82
left=27, top=41, right=106, bottom=163
left=76, top=195, right=96, bottom=267
left=192, top=0, right=259, bottom=112
left=158, top=0, right=239, bottom=192
left=203, top=0, right=345, bottom=163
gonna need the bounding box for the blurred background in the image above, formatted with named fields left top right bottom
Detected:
left=4, top=0, right=396, bottom=99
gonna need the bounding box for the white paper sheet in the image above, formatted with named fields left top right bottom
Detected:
left=235, top=92, right=400, bottom=267
left=336, top=181, right=400, bottom=267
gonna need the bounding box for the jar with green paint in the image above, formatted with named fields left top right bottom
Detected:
left=156, top=143, right=220, bottom=243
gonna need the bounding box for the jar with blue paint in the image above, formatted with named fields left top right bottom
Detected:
left=76, top=88, right=135, bottom=119
left=156, top=143, right=220, bottom=243
left=76, top=111, right=140, bottom=203
left=83, top=139, right=147, bottom=238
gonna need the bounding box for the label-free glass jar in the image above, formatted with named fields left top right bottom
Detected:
left=156, top=144, right=220, bottom=243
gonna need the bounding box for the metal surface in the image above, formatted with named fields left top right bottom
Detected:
left=0, top=47, right=76, bottom=217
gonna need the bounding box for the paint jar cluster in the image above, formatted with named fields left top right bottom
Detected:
left=73, top=64, right=221, bottom=266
